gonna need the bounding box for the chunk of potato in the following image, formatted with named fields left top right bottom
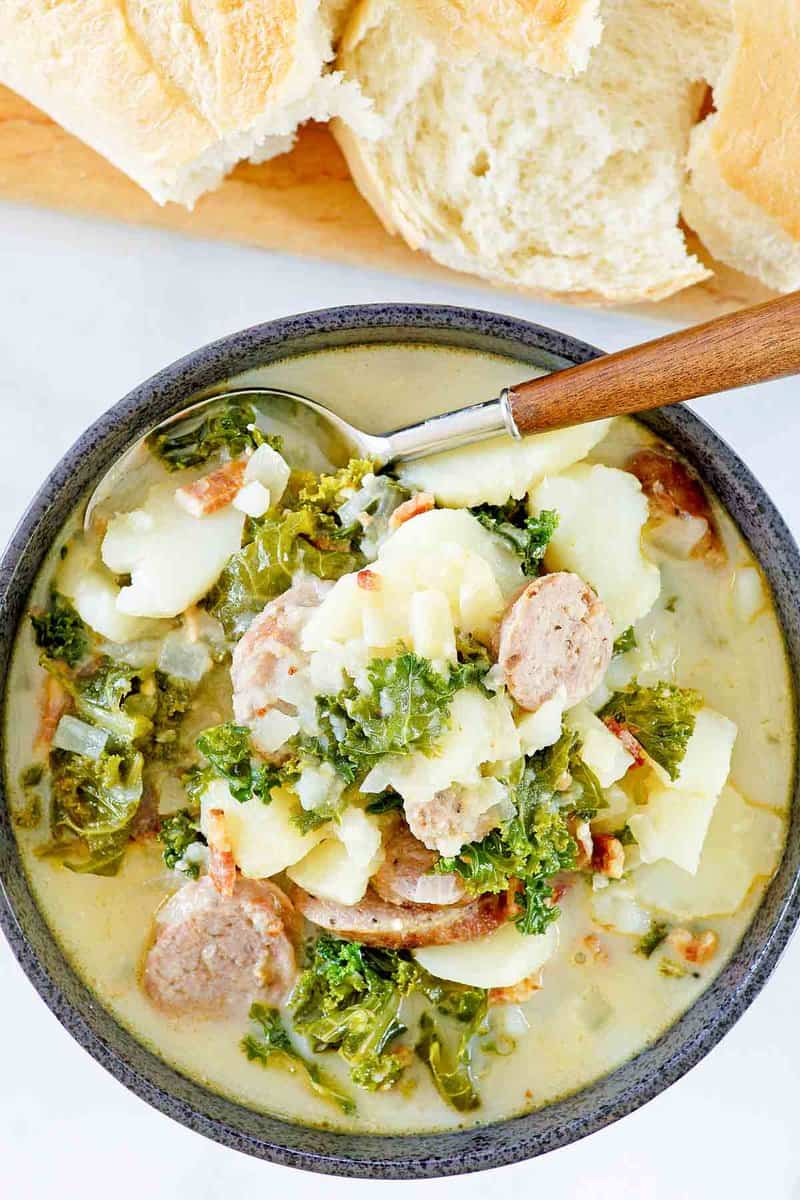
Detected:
left=671, top=708, right=737, bottom=796
left=379, top=509, right=523, bottom=599
left=413, top=921, right=559, bottom=988
left=516, top=690, right=566, bottom=755
left=102, top=482, right=245, bottom=618
left=628, top=788, right=717, bottom=876
left=287, top=807, right=384, bottom=905
left=566, top=703, right=634, bottom=787
left=57, top=536, right=167, bottom=643
left=532, top=464, right=660, bottom=633
left=633, top=786, right=784, bottom=918
left=409, top=589, right=457, bottom=662
left=397, top=422, right=611, bottom=508
left=361, top=689, right=520, bottom=805
left=200, top=780, right=326, bottom=878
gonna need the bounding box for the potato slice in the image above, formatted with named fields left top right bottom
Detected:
left=379, top=508, right=524, bottom=599
left=200, top=780, right=326, bottom=879
left=532, top=464, right=660, bottom=633
left=633, top=786, right=785, bottom=918
left=397, top=422, right=611, bottom=508
left=287, top=807, right=384, bottom=906
left=516, top=690, right=566, bottom=755
left=566, top=703, right=634, bottom=787
left=628, top=788, right=717, bottom=876
left=413, top=921, right=559, bottom=989
left=102, top=482, right=245, bottom=619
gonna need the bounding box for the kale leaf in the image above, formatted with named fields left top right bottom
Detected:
left=31, top=593, right=87, bottom=666
left=242, top=1002, right=355, bottom=1115
left=636, top=921, right=670, bottom=958
left=158, top=809, right=204, bottom=877
left=471, top=502, right=559, bottom=575
left=191, top=722, right=285, bottom=805
left=612, top=626, right=637, bottom=656
left=297, top=459, right=376, bottom=513
left=308, top=652, right=490, bottom=783
left=147, top=399, right=273, bottom=471
left=209, top=508, right=362, bottom=637
left=599, top=682, right=703, bottom=780
left=46, top=746, right=144, bottom=874
left=435, top=732, right=593, bottom=936
left=288, top=937, right=488, bottom=1107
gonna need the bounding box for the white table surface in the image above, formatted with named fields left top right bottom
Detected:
left=1, top=202, right=798, bottom=1200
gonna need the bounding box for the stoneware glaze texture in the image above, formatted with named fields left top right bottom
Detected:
left=0, top=305, right=798, bottom=1179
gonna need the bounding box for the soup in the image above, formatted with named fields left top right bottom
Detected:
left=5, top=344, right=792, bottom=1134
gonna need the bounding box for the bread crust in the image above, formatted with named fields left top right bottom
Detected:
left=0, top=0, right=322, bottom=204
left=709, top=0, right=800, bottom=241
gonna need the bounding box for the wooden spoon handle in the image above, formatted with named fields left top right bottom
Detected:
left=506, top=290, right=800, bottom=435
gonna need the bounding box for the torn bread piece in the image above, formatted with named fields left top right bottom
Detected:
left=333, top=0, right=733, bottom=303
left=682, top=0, right=800, bottom=292
left=0, top=0, right=377, bottom=206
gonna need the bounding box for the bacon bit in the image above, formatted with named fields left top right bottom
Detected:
left=206, top=808, right=236, bottom=898
left=568, top=816, right=594, bottom=870
left=667, top=927, right=719, bottom=965
left=524, top=1088, right=534, bottom=1101
left=627, top=447, right=725, bottom=565
left=550, top=875, right=573, bottom=905
left=35, top=675, right=69, bottom=750
left=582, top=933, right=609, bottom=964
left=389, top=492, right=435, bottom=530
left=357, top=568, right=381, bottom=591
left=490, top=972, right=542, bottom=1005
left=591, top=834, right=625, bottom=880
left=603, top=716, right=646, bottom=766
left=175, top=458, right=247, bottom=517
left=183, top=605, right=202, bottom=643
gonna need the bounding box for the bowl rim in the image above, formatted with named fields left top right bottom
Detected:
left=1, top=302, right=798, bottom=1179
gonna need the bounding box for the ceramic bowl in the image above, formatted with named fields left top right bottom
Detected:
left=1, top=304, right=798, bottom=1179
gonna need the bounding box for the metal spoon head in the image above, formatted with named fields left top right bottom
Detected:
left=83, top=387, right=388, bottom=530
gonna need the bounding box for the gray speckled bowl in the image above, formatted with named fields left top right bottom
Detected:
left=1, top=304, right=798, bottom=1179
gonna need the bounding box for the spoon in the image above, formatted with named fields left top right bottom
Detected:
left=86, top=290, right=800, bottom=525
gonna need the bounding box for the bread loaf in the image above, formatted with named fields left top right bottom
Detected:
left=682, top=0, right=800, bottom=292
left=334, top=0, right=733, bottom=303
left=0, top=0, right=376, bottom=206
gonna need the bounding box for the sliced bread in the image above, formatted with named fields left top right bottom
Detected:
left=334, top=0, right=734, bottom=303
left=0, top=0, right=377, bottom=207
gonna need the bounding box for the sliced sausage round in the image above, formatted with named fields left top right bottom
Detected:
left=231, top=576, right=332, bottom=727
left=371, top=820, right=466, bottom=907
left=496, top=571, right=613, bottom=711
left=143, top=876, right=299, bottom=1017
left=288, top=883, right=512, bottom=949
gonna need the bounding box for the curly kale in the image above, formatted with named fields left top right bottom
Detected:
left=158, top=809, right=204, bottom=877
left=308, top=652, right=491, bottom=784
left=187, top=722, right=292, bottom=805
left=285, top=937, right=488, bottom=1109
left=612, top=627, right=638, bottom=656
left=146, top=398, right=275, bottom=471
left=241, top=1002, right=355, bottom=1115
left=471, top=502, right=559, bottom=575
left=434, top=731, right=605, bottom=936
left=636, top=921, right=670, bottom=958
left=297, top=459, right=376, bottom=513
left=209, top=508, right=363, bottom=637
left=46, top=745, right=144, bottom=874
left=599, top=682, right=703, bottom=780
left=31, top=593, right=87, bottom=666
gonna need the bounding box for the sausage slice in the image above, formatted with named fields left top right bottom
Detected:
left=143, top=876, right=299, bottom=1016
left=497, top=571, right=613, bottom=711
left=288, top=884, right=513, bottom=949
left=628, top=447, right=725, bottom=564
left=371, top=820, right=466, bottom=907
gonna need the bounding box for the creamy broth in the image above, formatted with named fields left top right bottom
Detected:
left=6, top=343, right=794, bottom=1134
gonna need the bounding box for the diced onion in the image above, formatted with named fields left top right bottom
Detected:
left=157, top=632, right=212, bottom=682
left=52, top=715, right=109, bottom=760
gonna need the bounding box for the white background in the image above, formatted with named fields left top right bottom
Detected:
left=1, top=203, right=798, bottom=1200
